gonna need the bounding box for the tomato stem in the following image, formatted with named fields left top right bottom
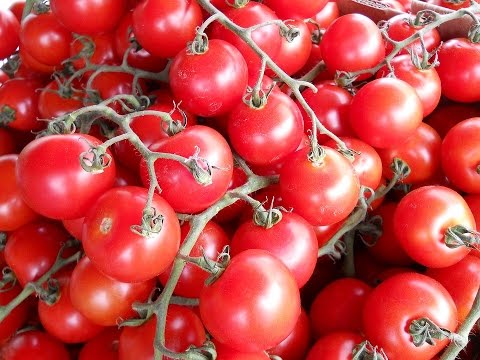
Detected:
left=0, top=105, right=16, bottom=126
left=352, top=340, right=388, bottom=360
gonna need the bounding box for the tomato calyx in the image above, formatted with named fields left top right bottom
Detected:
left=0, top=267, right=17, bottom=291
left=225, top=0, right=250, bottom=8
left=252, top=203, right=284, bottom=229
left=31, top=1, right=50, bottom=15
left=69, top=35, right=96, bottom=65
left=390, top=157, right=411, bottom=182
left=444, top=225, right=480, bottom=249
left=79, top=144, right=113, bottom=174
left=352, top=340, right=388, bottom=360
left=0, top=105, right=16, bottom=126
left=468, top=24, right=480, bottom=43
left=307, top=139, right=327, bottom=165
left=130, top=206, right=165, bottom=237
left=409, top=317, right=466, bottom=348
left=280, top=22, right=300, bottom=43
left=180, top=245, right=231, bottom=286
left=34, top=278, right=61, bottom=306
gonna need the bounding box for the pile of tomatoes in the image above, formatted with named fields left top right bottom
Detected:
left=0, top=0, right=480, bottom=359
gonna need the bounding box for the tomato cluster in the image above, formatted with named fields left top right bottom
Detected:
left=0, top=0, right=480, bottom=359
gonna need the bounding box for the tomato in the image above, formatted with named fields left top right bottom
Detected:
left=70, top=32, right=119, bottom=70
left=310, top=278, right=372, bottom=338
left=308, top=2, right=340, bottom=29
left=114, top=11, right=167, bottom=72
left=441, top=118, right=480, bottom=194
left=158, top=221, right=229, bottom=298
left=70, top=256, right=156, bottom=326
left=394, top=186, right=475, bottom=268
left=20, top=12, right=72, bottom=67
left=18, top=46, right=56, bottom=74
left=38, top=79, right=84, bottom=120
left=214, top=341, right=270, bottom=359
left=0, top=330, right=70, bottom=360
left=437, top=38, right=480, bottom=103
left=0, top=78, right=43, bottom=131
left=50, top=0, right=127, bottom=35
left=228, top=90, right=304, bottom=166
left=139, top=125, right=234, bottom=214
left=8, top=2, right=24, bottom=22
left=210, top=2, right=282, bottom=74
left=305, top=332, right=364, bottom=360
left=132, top=0, right=203, bottom=59
left=268, top=308, right=312, bottom=360
left=83, top=186, right=180, bottom=283
left=279, top=147, right=360, bottom=226
left=426, top=255, right=480, bottom=323
left=263, top=0, right=329, bottom=19
left=119, top=305, right=206, bottom=360
left=376, top=55, right=441, bottom=117
left=200, top=249, right=301, bottom=352
left=114, top=164, right=142, bottom=187
left=170, top=39, right=248, bottom=117
left=0, top=10, right=20, bottom=60
left=230, top=212, right=318, bottom=288
left=320, top=14, right=385, bottom=78
left=62, top=217, right=84, bottom=241
left=17, top=134, right=116, bottom=220
left=362, top=272, right=458, bottom=360
left=0, top=284, right=29, bottom=344
left=0, top=128, right=15, bottom=156
left=78, top=328, right=120, bottom=360
left=425, top=102, right=480, bottom=139
left=349, top=78, right=423, bottom=149
left=377, top=123, right=442, bottom=184
left=214, top=167, right=248, bottom=223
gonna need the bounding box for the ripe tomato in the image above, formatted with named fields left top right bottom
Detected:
left=0, top=283, right=29, bottom=344
left=200, top=249, right=301, bottom=352
left=78, top=328, right=120, bottom=360
left=214, top=341, right=270, bottom=359
left=139, top=125, right=234, bottom=214
left=70, top=32, right=119, bottom=70
left=394, top=186, right=474, bottom=268
left=214, top=166, right=248, bottom=223
left=158, top=221, right=230, bottom=298
left=228, top=90, right=304, bottom=166
left=0, top=10, right=19, bottom=60
left=18, top=46, right=56, bottom=74
left=132, top=0, right=203, bottom=59
left=0, top=330, right=70, bottom=360
left=441, top=117, right=480, bottom=194
left=362, top=273, right=458, bottom=360
left=305, top=332, right=364, bottom=360
left=279, top=147, right=360, bottom=226
left=82, top=186, right=180, bottom=283
left=50, top=0, right=127, bottom=35
left=230, top=212, right=318, bottom=288
left=62, top=217, right=84, bottom=240
left=0, top=78, right=43, bottom=131
left=38, top=79, right=84, bottom=120
left=0, top=128, right=15, bottom=156
left=17, top=134, right=116, bottom=220
left=70, top=256, right=156, bottom=326
left=8, top=2, right=24, bottom=22
left=349, top=78, right=423, bottom=149
left=170, top=39, right=248, bottom=117
left=263, top=0, right=329, bottom=19
left=425, top=102, right=480, bottom=138
left=119, top=305, right=206, bottom=359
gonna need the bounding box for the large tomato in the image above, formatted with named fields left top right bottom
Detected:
left=16, top=134, right=116, bottom=220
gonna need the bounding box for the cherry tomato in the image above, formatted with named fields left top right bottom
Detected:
left=214, top=167, right=248, bottom=223
left=0, top=128, right=15, bottom=156
left=18, top=46, right=56, bottom=74
left=8, top=2, right=24, bottom=22
left=214, top=341, right=270, bottom=359
left=62, top=217, right=84, bottom=241
left=263, top=0, right=329, bottom=19
left=78, top=327, right=120, bottom=360
left=0, top=283, right=29, bottom=344
left=0, top=330, right=70, bottom=360
left=38, top=79, right=84, bottom=120
left=305, top=332, right=364, bottom=360
left=425, top=102, right=480, bottom=138
left=70, top=32, right=119, bottom=70
left=0, top=10, right=20, bottom=60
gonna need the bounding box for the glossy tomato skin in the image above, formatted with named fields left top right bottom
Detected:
left=305, top=331, right=364, bottom=360
left=0, top=10, right=20, bottom=60
left=425, top=102, right=480, bottom=139
left=228, top=90, right=304, bottom=166
left=119, top=305, right=206, bottom=360
left=362, top=273, right=458, bottom=360
left=441, top=118, right=480, bottom=193
left=279, top=147, right=360, bottom=226
left=200, top=249, right=301, bottom=352
left=214, top=341, right=270, bottom=359
left=170, top=39, right=248, bottom=117
left=16, top=134, right=116, bottom=220
left=70, top=256, right=156, bottom=326
left=158, top=221, right=230, bottom=298
left=132, top=0, right=203, bottom=59
left=0, top=128, right=15, bottom=156
left=83, top=186, right=180, bottom=283
left=263, top=0, right=329, bottom=19
left=50, top=0, right=127, bottom=35
left=38, top=79, right=84, bottom=120
left=0, top=330, right=70, bottom=360
left=0, top=284, right=29, bottom=344
left=78, top=328, right=120, bottom=360
left=349, top=78, right=423, bottom=149
left=0, top=155, right=39, bottom=231
left=140, top=125, right=234, bottom=214
left=230, top=212, right=318, bottom=288
left=394, top=186, right=474, bottom=268
left=70, top=32, right=120, bottom=70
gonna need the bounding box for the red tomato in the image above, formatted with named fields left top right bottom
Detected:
left=279, top=147, right=360, bottom=226
left=308, top=2, right=340, bottom=29
left=394, top=186, right=474, bottom=268
left=425, top=102, right=480, bottom=139
left=0, top=155, right=38, bottom=231
left=200, top=249, right=301, bottom=352
left=170, top=39, right=248, bottom=117
left=441, top=117, right=480, bottom=194
left=320, top=14, right=385, bottom=78
left=263, top=0, right=329, bottom=19
left=119, top=305, right=206, bottom=360
left=362, top=273, right=458, bottom=360
left=8, top=2, right=24, bottom=22
left=70, top=256, right=156, bottom=326
left=0, top=128, right=15, bottom=156
left=82, top=186, right=180, bottom=283
left=62, top=217, right=84, bottom=240
left=426, top=255, right=480, bottom=323
left=0, top=10, right=20, bottom=60
left=305, top=332, right=364, bottom=360
left=70, top=32, right=119, bottom=70
left=139, top=125, right=234, bottom=214
left=0, top=78, right=42, bottom=131
left=0, top=330, right=70, bottom=360
left=18, top=46, right=56, bottom=74
left=377, top=123, right=442, bottom=184
left=38, top=79, right=84, bottom=120
left=158, top=221, right=229, bottom=298
left=310, top=278, right=372, bottom=338
left=214, top=167, right=248, bottom=223
left=132, top=0, right=203, bottom=59
left=230, top=212, right=318, bottom=288
left=50, top=0, right=127, bottom=35
left=78, top=328, right=120, bottom=360
left=38, top=277, right=105, bottom=343
left=0, top=69, right=8, bottom=85
left=349, top=78, right=423, bottom=149
left=437, top=38, right=480, bottom=103
left=214, top=341, right=270, bottom=359
left=228, top=90, right=304, bottom=166
left=17, top=134, right=116, bottom=220
left=0, top=283, right=29, bottom=344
